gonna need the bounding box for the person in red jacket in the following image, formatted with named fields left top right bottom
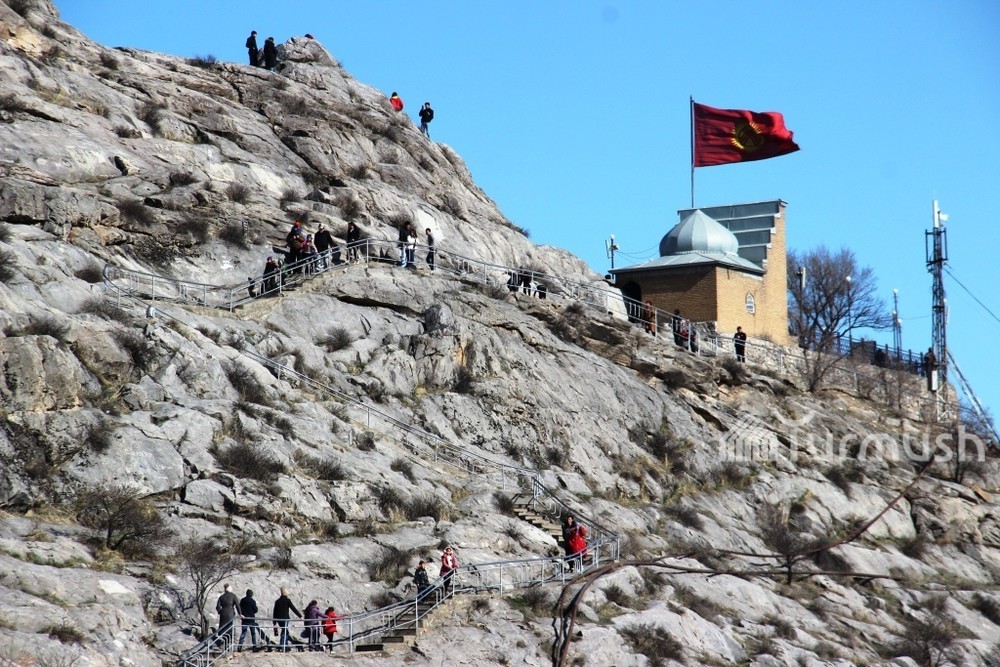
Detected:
left=322, top=607, right=341, bottom=647
left=562, top=515, right=588, bottom=570
left=389, top=92, right=404, bottom=112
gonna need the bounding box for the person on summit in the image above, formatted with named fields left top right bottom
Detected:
left=246, top=31, right=259, bottom=66
left=643, top=300, right=656, bottom=335
left=263, top=37, right=278, bottom=70
left=733, top=325, right=748, bottom=362
left=389, top=91, right=404, bottom=112
left=418, top=102, right=434, bottom=137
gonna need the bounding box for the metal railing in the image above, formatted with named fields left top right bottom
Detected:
left=91, top=283, right=621, bottom=665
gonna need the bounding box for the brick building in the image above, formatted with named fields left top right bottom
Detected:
left=610, top=200, right=791, bottom=344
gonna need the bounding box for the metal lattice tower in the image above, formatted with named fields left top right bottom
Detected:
left=925, top=200, right=948, bottom=390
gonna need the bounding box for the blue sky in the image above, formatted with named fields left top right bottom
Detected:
left=56, top=1, right=1000, bottom=421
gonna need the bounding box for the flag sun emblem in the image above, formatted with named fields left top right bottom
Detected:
left=731, top=120, right=765, bottom=153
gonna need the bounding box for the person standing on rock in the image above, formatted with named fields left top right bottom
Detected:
left=418, top=102, right=434, bottom=137
left=245, top=31, right=259, bottom=66
left=238, top=589, right=259, bottom=649
left=734, top=326, right=748, bottom=362
left=216, top=583, right=240, bottom=643
left=389, top=92, right=404, bottom=112
left=439, top=546, right=458, bottom=586
left=272, top=587, right=301, bottom=651
left=263, top=37, right=278, bottom=70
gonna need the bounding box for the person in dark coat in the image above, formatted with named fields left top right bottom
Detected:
left=314, top=224, right=333, bottom=269
left=263, top=37, right=278, bottom=70
left=216, top=583, right=240, bottom=642
left=272, top=587, right=301, bottom=651
left=733, top=326, right=748, bottom=362
left=418, top=102, right=434, bottom=137
left=262, top=256, right=279, bottom=294
left=413, top=560, right=430, bottom=596
left=238, top=589, right=259, bottom=649
left=424, top=228, right=435, bottom=270
left=245, top=31, right=259, bottom=66
left=346, top=222, right=361, bottom=262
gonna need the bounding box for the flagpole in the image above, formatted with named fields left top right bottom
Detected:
left=689, top=96, right=695, bottom=208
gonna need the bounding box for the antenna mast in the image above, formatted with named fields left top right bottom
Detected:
left=925, top=200, right=948, bottom=397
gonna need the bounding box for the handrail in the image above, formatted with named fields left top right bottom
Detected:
left=237, top=348, right=620, bottom=551
left=97, top=277, right=620, bottom=665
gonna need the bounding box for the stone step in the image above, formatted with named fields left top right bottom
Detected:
left=394, top=628, right=419, bottom=637
left=381, top=635, right=407, bottom=644
left=355, top=644, right=383, bottom=652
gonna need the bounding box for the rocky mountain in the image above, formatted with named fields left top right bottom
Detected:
left=2, top=2, right=1000, bottom=666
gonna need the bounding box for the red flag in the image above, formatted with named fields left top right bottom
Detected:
left=693, top=102, right=799, bottom=167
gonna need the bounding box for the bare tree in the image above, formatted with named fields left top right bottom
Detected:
left=75, top=483, right=173, bottom=557
left=176, top=536, right=250, bottom=638
left=788, top=246, right=890, bottom=390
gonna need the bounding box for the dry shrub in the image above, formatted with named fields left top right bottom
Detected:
left=213, top=442, right=286, bottom=481
left=367, top=546, right=414, bottom=583
left=225, top=183, right=252, bottom=204
left=620, top=623, right=683, bottom=666
left=116, top=199, right=156, bottom=227
left=78, top=298, right=133, bottom=325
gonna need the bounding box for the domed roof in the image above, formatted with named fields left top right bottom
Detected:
left=659, top=209, right=740, bottom=257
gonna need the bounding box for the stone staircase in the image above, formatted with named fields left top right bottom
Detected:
left=512, top=493, right=563, bottom=544
left=354, top=599, right=439, bottom=653
left=511, top=493, right=594, bottom=569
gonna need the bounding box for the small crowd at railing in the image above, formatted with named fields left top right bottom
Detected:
left=200, top=519, right=593, bottom=654
left=213, top=585, right=343, bottom=653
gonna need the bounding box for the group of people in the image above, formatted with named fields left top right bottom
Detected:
left=414, top=546, right=459, bottom=597
left=637, top=304, right=748, bottom=361
left=245, top=31, right=278, bottom=70
left=507, top=270, right=548, bottom=298
left=215, top=585, right=342, bottom=652
left=388, top=92, right=435, bottom=138
left=396, top=222, right=436, bottom=270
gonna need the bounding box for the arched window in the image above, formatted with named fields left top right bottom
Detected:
left=745, top=293, right=756, bottom=314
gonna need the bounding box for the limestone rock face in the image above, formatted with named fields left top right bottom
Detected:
left=1, top=3, right=999, bottom=667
